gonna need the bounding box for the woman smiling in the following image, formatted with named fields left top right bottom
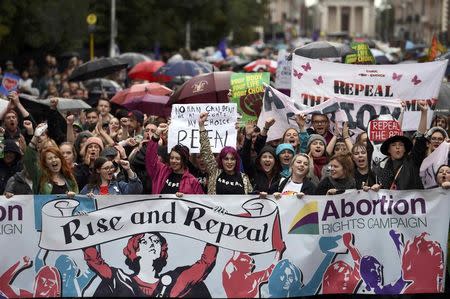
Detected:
left=198, top=112, right=252, bottom=195
left=315, top=153, right=356, bottom=195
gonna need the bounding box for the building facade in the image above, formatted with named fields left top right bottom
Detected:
left=391, top=0, right=449, bottom=44
left=315, top=0, right=376, bottom=38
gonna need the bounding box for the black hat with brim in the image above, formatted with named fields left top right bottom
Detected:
left=380, top=135, right=413, bottom=156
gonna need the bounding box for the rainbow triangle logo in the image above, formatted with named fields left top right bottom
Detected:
left=288, top=201, right=319, bottom=235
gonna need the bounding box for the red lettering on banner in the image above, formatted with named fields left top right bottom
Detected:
left=369, top=120, right=402, bottom=142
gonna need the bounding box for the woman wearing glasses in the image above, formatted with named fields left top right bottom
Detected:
left=80, top=156, right=142, bottom=196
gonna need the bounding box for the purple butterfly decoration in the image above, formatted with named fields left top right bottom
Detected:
left=313, top=76, right=323, bottom=85
left=301, top=62, right=311, bottom=72
left=293, top=69, right=303, bottom=80
left=392, top=72, right=402, bottom=81
left=411, top=75, right=422, bottom=85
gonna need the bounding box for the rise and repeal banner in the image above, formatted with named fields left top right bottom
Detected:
left=0, top=190, right=448, bottom=297
left=291, top=55, right=447, bottom=131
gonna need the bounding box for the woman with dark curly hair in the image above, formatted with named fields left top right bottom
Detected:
left=83, top=232, right=218, bottom=297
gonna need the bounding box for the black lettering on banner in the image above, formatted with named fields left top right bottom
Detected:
left=356, top=104, right=376, bottom=130
left=62, top=217, right=123, bottom=245
left=264, top=90, right=285, bottom=112
left=339, top=102, right=356, bottom=129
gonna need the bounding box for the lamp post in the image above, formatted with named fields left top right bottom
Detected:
left=86, top=13, right=97, bottom=61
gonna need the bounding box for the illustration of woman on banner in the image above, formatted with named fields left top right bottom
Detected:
left=359, top=230, right=409, bottom=294
left=35, top=249, right=95, bottom=297
left=267, top=235, right=342, bottom=297
left=83, top=232, right=218, bottom=297
left=322, top=232, right=362, bottom=294
left=0, top=256, right=61, bottom=298
left=222, top=241, right=285, bottom=297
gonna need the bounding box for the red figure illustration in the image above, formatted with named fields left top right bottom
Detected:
left=402, top=232, right=444, bottom=293
left=222, top=241, right=285, bottom=298
left=0, top=256, right=61, bottom=298
left=83, top=232, right=218, bottom=297
left=322, top=232, right=361, bottom=294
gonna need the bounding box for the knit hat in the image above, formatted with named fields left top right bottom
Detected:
left=80, top=136, right=104, bottom=157
left=3, top=139, right=21, bottom=156
left=101, top=146, right=118, bottom=158
left=425, top=126, right=448, bottom=140
left=258, top=145, right=276, bottom=159
left=275, top=143, right=295, bottom=156
left=170, top=144, right=190, bottom=167
left=307, top=134, right=326, bottom=150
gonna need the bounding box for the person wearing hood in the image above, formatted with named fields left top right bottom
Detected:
left=146, top=123, right=203, bottom=195
left=0, top=139, right=23, bottom=194
left=276, top=143, right=295, bottom=178
left=4, top=164, right=33, bottom=198
left=242, top=143, right=281, bottom=194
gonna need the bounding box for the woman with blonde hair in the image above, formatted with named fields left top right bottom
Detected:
left=273, top=153, right=316, bottom=199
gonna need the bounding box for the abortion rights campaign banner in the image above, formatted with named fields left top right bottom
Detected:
left=291, top=55, right=447, bottom=131
left=231, top=72, right=270, bottom=122
left=168, top=103, right=237, bottom=153
left=0, top=190, right=448, bottom=297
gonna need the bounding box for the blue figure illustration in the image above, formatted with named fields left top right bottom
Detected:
left=35, top=249, right=95, bottom=297
left=267, top=235, right=341, bottom=297
left=359, top=230, right=408, bottom=294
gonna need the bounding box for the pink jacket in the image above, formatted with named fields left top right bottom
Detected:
left=145, top=139, right=204, bottom=195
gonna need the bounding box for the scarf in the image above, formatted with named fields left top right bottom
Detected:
left=280, top=164, right=291, bottom=178
left=329, top=176, right=356, bottom=190
left=312, top=156, right=328, bottom=180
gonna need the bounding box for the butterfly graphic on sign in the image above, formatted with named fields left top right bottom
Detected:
left=301, top=62, right=312, bottom=72
left=392, top=72, right=402, bottom=81
left=313, top=76, right=323, bottom=85
left=293, top=69, right=303, bottom=80
left=192, top=80, right=208, bottom=93
left=411, top=75, right=422, bottom=86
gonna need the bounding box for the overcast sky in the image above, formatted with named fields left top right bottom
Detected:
left=305, top=0, right=381, bottom=7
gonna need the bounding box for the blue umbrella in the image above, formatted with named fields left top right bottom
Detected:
left=154, top=60, right=212, bottom=77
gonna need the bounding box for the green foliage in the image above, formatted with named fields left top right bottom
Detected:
left=0, top=0, right=269, bottom=61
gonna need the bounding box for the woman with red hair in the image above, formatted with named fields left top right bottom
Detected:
left=198, top=112, right=252, bottom=194
left=24, top=125, right=78, bottom=195
left=83, top=232, right=217, bottom=297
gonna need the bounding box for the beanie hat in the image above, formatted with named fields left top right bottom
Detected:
left=171, top=144, right=190, bottom=167
left=3, top=139, right=21, bottom=156
left=80, top=136, right=104, bottom=157
left=276, top=143, right=295, bottom=156
left=425, top=126, right=448, bottom=140
left=258, top=145, right=276, bottom=159
left=101, top=146, right=118, bottom=158
left=307, top=134, right=326, bottom=150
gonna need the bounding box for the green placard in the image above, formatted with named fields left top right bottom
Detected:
left=230, top=72, right=270, bottom=123
left=345, top=42, right=375, bottom=65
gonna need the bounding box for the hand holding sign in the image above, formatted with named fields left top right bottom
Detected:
left=198, top=112, right=208, bottom=129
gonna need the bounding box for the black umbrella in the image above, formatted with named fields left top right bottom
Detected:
left=68, top=57, right=128, bottom=82
left=437, top=82, right=450, bottom=113
left=291, top=41, right=356, bottom=59
left=83, top=78, right=123, bottom=95
left=118, top=52, right=151, bottom=68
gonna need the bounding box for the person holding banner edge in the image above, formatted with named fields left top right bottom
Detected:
left=198, top=112, right=252, bottom=195
left=145, top=122, right=204, bottom=196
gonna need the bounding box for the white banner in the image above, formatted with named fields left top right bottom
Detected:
left=275, top=49, right=292, bottom=90
left=291, top=55, right=448, bottom=130
left=168, top=103, right=237, bottom=153
left=0, top=190, right=448, bottom=297
left=420, top=141, right=450, bottom=188
left=39, top=197, right=279, bottom=253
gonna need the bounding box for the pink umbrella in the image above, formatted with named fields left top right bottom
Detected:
left=110, top=83, right=172, bottom=105
left=122, top=94, right=171, bottom=117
